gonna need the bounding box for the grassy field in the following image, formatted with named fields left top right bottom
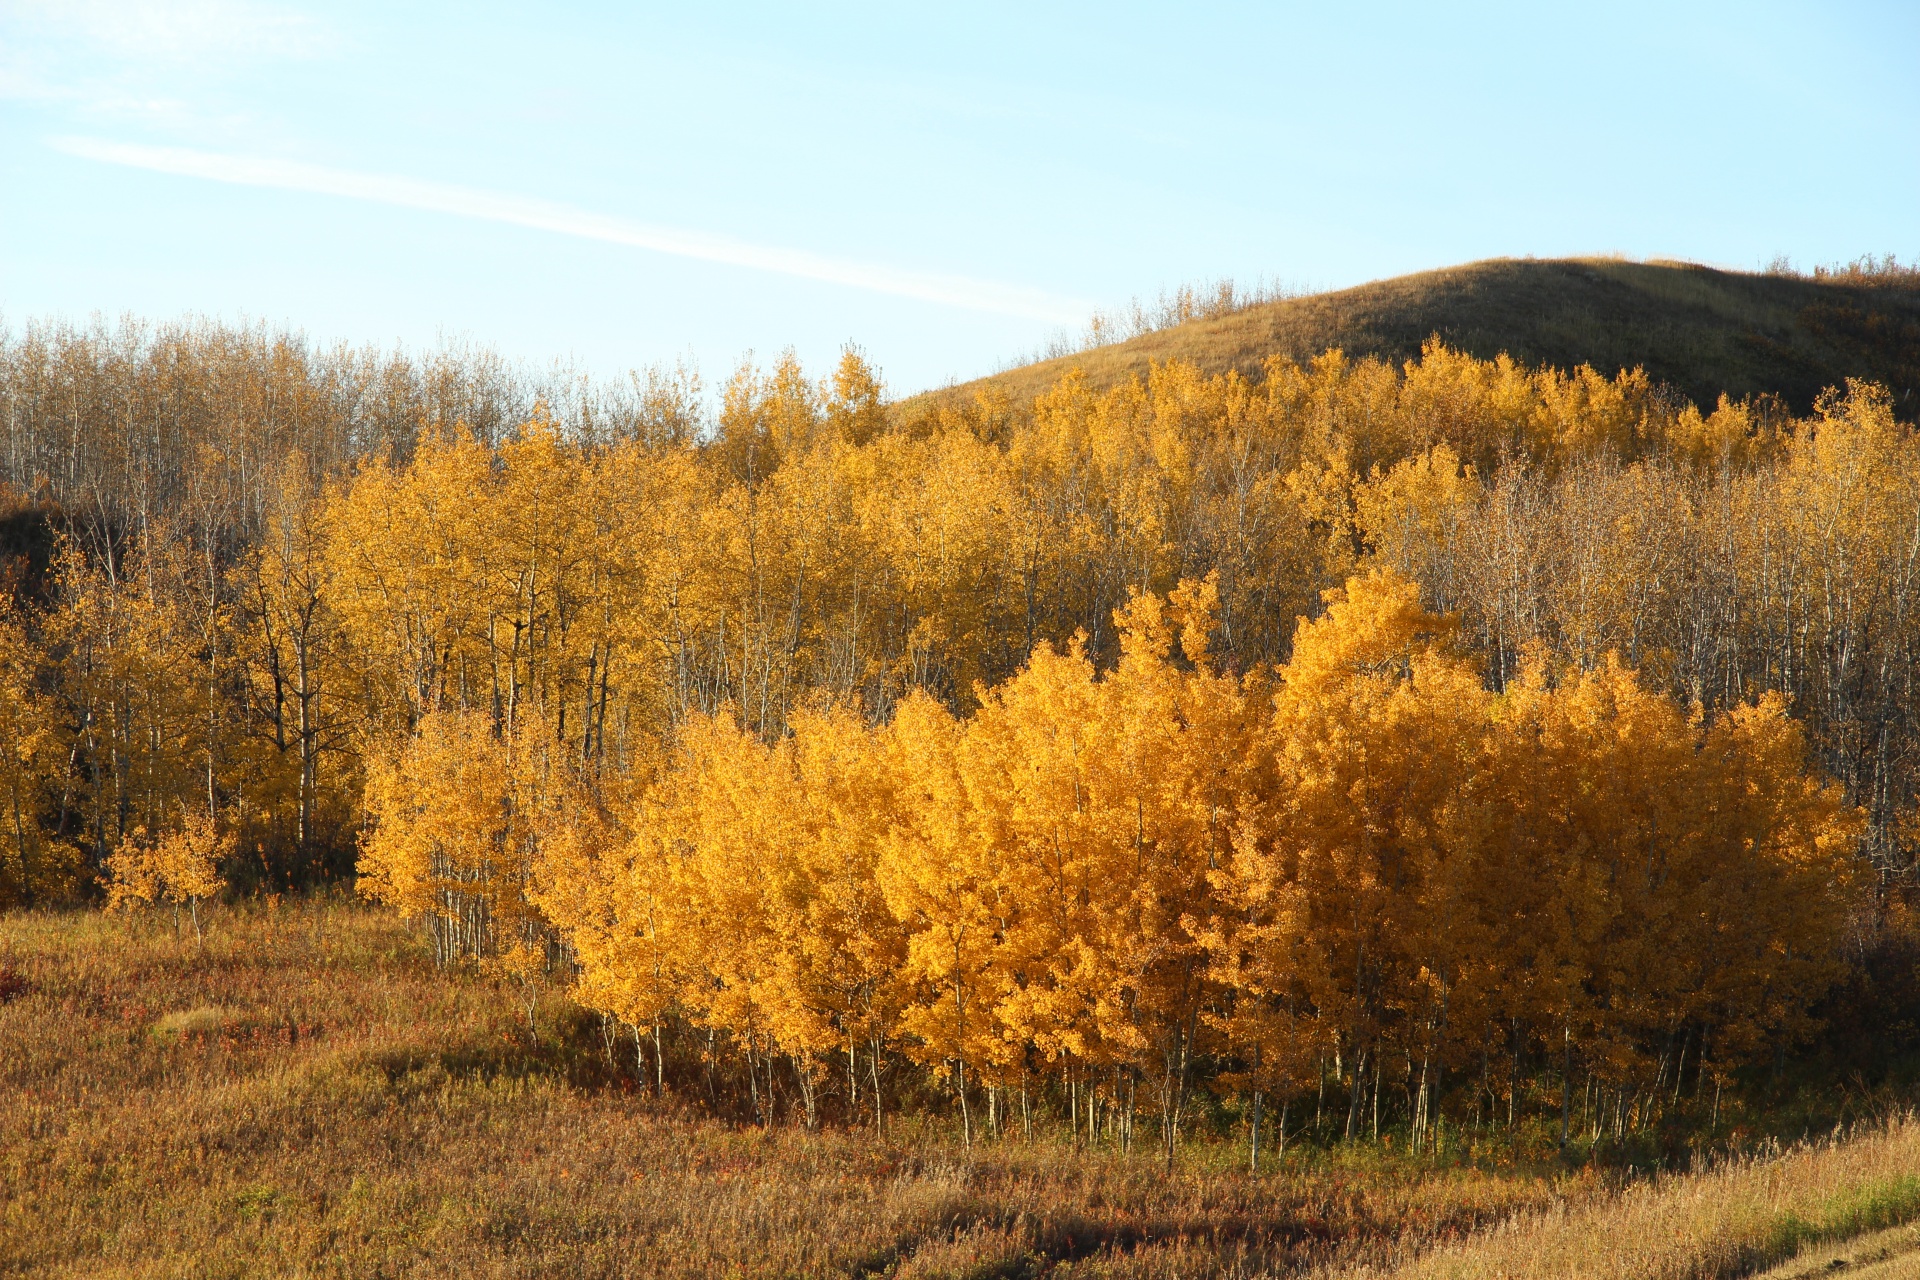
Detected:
left=3, top=901, right=1917, bottom=1279
left=917, top=257, right=1920, bottom=415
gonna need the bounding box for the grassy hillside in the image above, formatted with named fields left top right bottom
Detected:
left=933, top=258, right=1920, bottom=414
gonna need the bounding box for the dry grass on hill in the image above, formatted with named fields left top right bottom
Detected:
left=920, top=258, right=1920, bottom=416
left=0, top=903, right=1571, bottom=1279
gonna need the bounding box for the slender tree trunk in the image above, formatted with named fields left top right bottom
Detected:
left=847, top=1031, right=858, bottom=1126
left=955, top=1056, right=970, bottom=1146
left=1508, top=1021, right=1521, bottom=1131
left=1372, top=1058, right=1381, bottom=1141
left=1249, top=1089, right=1262, bottom=1172
left=1559, top=1026, right=1573, bottom=1150
left=1413, top=1051, right=1430, bottom=1149
left=952, top=935, right=969, bottom=1145
left=1346, top=1046, right=1366, bottom=1140
left=794, top=1054, right=818, bottom=1130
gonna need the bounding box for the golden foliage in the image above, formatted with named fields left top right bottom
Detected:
left=528, top=560, right=1862, bottom=1144
left=104, top=808, right=232, bottom=940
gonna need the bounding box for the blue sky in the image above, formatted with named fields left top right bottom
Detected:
left=2, top=1, right=1916, bottom=395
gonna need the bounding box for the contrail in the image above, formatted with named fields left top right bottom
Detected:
left=52, top=136, right=1089, bottom=324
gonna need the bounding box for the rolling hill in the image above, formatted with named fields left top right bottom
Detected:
left=929, top=257, right=1920, bottom=415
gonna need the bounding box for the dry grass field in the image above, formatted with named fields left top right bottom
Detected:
left=4, top=901, right=1917, bottom=1280
left=0, top=902, right=1578, bottom=1279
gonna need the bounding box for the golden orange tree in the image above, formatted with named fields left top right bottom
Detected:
left=104, top=807, right=232, bottom=941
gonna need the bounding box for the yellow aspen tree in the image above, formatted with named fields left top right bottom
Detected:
left=824, top=347, right=888, bottom=448
left=356, top=709, right=546, bottom=967
left=1469, top=653, right=1863, bottom=1141
left=877, top=690, right=1020, bottom=1142
left=50, top=540, right=211, bottom=869
left=652, top=703, right=910, bottom=1127
left=1685, top=694, right=1863, bottom=1061
left=149, top=808, right=232, bottom=943
left=104, top=809, right=231, bottom=942
left=102, top=829, right=164, bottom=916
left=232, top=451, right=353, bottom=877
left=632, top=711, right=792, bottom=1123
left=655, top=714, right=782, bottom=1120
left=949, top=634, right=1107, bottom=1086
left=1258, top=569, right=1478, bottom=1141
left=1090, top=576, right=1269, bottom=1162
left=1352, top=445, right=1480, bottom=611
left=531, top=767, right=677, bottom=1087
left=320, top=426, right=498, bottom=729
left=1463, top=650, right=1608, bottom=1131
left=782, top=705, right=913, bottom=1129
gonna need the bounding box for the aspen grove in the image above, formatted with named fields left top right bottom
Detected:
left=0, top=316, right=1911, bottom=1154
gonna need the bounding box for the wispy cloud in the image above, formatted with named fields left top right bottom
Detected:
left=0, top=0, right=329, bottom=138
left=52, top=137, right=1087, bottom=323
left=1, top=0, right=327, bottom=63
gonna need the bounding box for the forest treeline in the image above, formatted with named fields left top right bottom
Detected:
left=0, top=314, right=1915, bottom=1151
